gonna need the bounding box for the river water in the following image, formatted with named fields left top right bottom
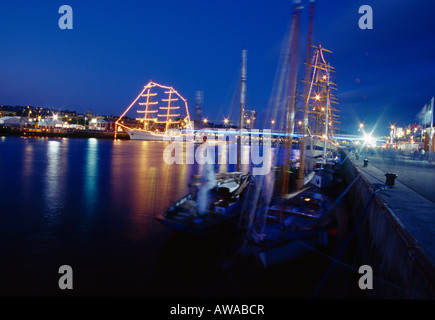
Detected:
left=0, top=136, right=364, bottom=300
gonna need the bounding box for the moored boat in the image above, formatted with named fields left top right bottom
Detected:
left=245, top=186, right=333, bottom=268
left=156, top=172, right=251, bottom=234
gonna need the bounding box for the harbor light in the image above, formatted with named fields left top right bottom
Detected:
left=363, top=133, right=375, bottom=146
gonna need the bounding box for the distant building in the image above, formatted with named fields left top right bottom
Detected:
left=194, top=91, right=203, bottom=129
left=424, top=130, right=435, bottom=152
left=59, top=110, right=77, bottom=118
left=89, top=118, right=114, bottom=131
left=86, top=110, right=94, bottom=120
left=0, top=110, right=17, bottom=117
left=243, top=109, right=256, bottom=129
left=0, top=116, right=22, bottom=126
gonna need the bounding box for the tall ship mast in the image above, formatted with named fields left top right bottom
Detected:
left=302, top=44, right=340, bottom=158
left=115, top=81, right=193, bottom=140
left=137, top=85, right=158, bottom=130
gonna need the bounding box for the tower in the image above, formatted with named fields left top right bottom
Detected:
left=195, top=91, right=203, bottom=128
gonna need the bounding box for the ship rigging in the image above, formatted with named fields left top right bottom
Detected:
left=114, top=81, right=193, bottom=140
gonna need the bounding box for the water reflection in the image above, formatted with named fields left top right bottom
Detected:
left=22, top=142, right=34, bottom=178
left=44, top=140, right=67, bottom=222
left=128, top=141, right=155, bottom=240
left=21, top=140, right=35, bottom=198
left=84, top=138, right=98, bottom=213
left=17, top=138, right=275, bottom=241
left=109, top=141, right=193, bottom=240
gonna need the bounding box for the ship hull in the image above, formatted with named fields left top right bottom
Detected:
left=127, top=130, right=164, bottom=141
left=127, top=130, right=194, bottom=141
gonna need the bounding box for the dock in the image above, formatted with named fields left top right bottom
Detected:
left=0, top=125, right=130, bottom=139
left=342, top=150, right=435, bottom=299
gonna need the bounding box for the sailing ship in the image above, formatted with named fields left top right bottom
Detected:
left=302, top=44, right=342, bottom=188
left=114, top=81, right=194, bottom=141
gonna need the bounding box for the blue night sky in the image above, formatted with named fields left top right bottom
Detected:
left=0, top=0, right=434, bottom=136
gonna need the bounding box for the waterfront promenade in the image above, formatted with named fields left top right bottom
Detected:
left=363, top=154, right=435, bottom=203
left=349, top=152, right=435, bottom=271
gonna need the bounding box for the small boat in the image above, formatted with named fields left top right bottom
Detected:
left=156, top=172, right=251, bottom=235
left=309, top=154, right=343, bottom=188
left=244, top=186, right=333, bottom=268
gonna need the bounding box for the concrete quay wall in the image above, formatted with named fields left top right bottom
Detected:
left=341, top=151, right=435, bottom=299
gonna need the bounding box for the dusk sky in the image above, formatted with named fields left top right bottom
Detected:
left=0, top=0, right=434, bottom=136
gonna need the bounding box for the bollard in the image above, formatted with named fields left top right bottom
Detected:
left=363, top=158, right=369, bottom=167
left=385, top=173, right=398, bottom=186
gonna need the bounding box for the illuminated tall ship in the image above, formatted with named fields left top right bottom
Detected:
left=298, top=43, right=341, bottom=189
left=115, top=81, right=193, bottom=140
left=301, top=43, right=340, bottom=159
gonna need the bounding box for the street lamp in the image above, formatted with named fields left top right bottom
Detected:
left=390, top=125, right=395, bottom=145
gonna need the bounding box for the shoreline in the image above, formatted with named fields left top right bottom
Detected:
left=0, top=125, right=130, bottom=140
